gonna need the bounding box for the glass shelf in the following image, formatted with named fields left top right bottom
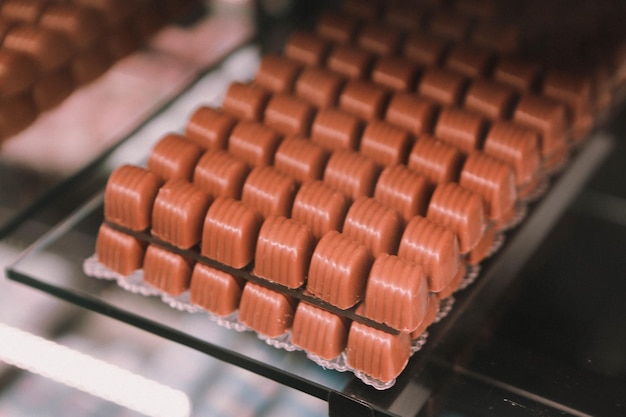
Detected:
left=6, top=132, right=613, bottom=416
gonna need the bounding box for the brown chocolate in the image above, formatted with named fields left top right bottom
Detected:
left=39, top=4, right=104, bottom=51
left=434, top=107, right=488, bottom=153
left=132, top=2, right=165, bottom=41
left=471, top=21, right=519, bottom=55
left=151, top=179, right=212, bottom=249
left=339, top=80, right=390, bottom=120
left=222, top=82, right=270, bottom=122
left=241, top=166, right=297, bottom=219
left=0, top=93, right=37, bottom=140
left=398, top=215, right=460, bottom=293
left=73, top=0, right=136, bottom=27
left=359, top=120, right=412, bottom=167
left=345, top=321, right=411, bottom=383
left=3, top=26, right=72, bottom=73
left=385, top=93, right=437, bottom=136
left=542, top=69, right=591, bottom=123
left=427, top=182, right=486, bottom=254
left=193, top=150, right=249, bottom=199
left=147, top=133, right=204, bottom=181
left=410, top=294, right=439, bottom=339
left=0, top=0, right=48, bottom=23
left=292, top=180, right=350, bottom=240
left=103, top=25, right=138, bottom=60
left=32, top=68, right=73, bottom=111
left=459, top=152, right=517, bottom=222
left=96, top=224, right=146, bottom=276
left=484, top=121, right=541, bottom=187
left=513, top=94, right=568, bottom=159
left=295, top=67, right=345, bottom=108
left=311, top=108, right=363, bottom=151
left=493, top=57, right=542, bottom=91
left=143, top=244, right=194, bottom=296
left=263, top=94, right=315, bottom=136
left=254, top=54, right=302, bottom=94
left=0, top=49, right=36, bottom=97
left=383, top=3, right=425, bottom=31
left=374, top=165, right=430, bottom=223
left=71, top=45, right=111, bottom=86
left=238, top=282, right=296, bottom=338
left=343, top=197, right=403, bottom=256
left=403, top=32, right=449, bottom=67
left=360, top=254, right=429, bottom=332
left=227, top=121, right=282, bottom=167
left=464, top=79, right=517, bottom=119
left=342, top=0, right=383, bottom=20
left=371, top=57, right=420, bottom=92
left=273, top=136, right=329, bottom=184
left=201, top=197, right=263, bottom=269
left=408, top=136, right=464, bottom=184
left=185, top=106, right=236, bottom=150
left=292, top=302, right=349, bottom=360
left=326, top=44, right=374, bottom=79
left=418, top=68, right=468, bottom=106
left=466, top=223, right=496, bottom=265
left=190, top=263, right=244, bottom=317
left=284, top=31, right=330, bottom=67
left=323, top=150, right=380, bottom=201
left=104, top=165, right=163, bottom=231
left=357, top=22, right=403, bottom=56
left=429, top=11, right=472, bottom=41
left=436, top=261, right=466, bottom=299
left=445, top=44, right=494, bottom=78
left=254, top=216, right=315, bottom=289
left=307, top=230, right=373, bottom=309
left=315, top=10, right=359, bottom=44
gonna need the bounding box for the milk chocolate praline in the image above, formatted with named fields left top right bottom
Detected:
left=284, top=31, right=330, bottom=67
left=96, top=224, right=146, bottom=276
left=324, top=150, right=381, bottom=201
left=222, top=82, right=270, bottom=122
left=385, top=93, right=437, bottom=136
left=143, top=244, right=194, bottom=296
left=185, top=107, right=236, bottom=150
left=343, top=197, right=403, bottom=256
left=374, top=165, right=430, bottom=223
left=193, top=150, right=249, bottom=199
left=292, top=302, right=349, bottom=359
left=339, top=80, right=390, bottom=120
left=292, top=180, right=350, bottom=240
left=190, top=263, right=244, bottom=317
left=274, top=136, right=329, bottom=184
left=311, top=108, right=363, bottom=151
left=227, top=121, right=282, bottom=167
left=241, top=167, right=297, bottom=218
left=147, top=133, right=204, bottom=182
left=263, top=94, right=315, bottom=137
left=238, top=282, right=297, bottom=338
left=408, top=136, right=464, bottom=184
left=0, top=50, right=36, bottom=98
left=254, top=54, right=302, bottom=94
left=327, top=44, right=374, bottom=79
left=360, top=120, right=413, bottom=167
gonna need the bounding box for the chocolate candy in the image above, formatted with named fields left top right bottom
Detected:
left=104, top=165, right=163, bottom=231
left=357, top=22, right=403, bottom=56
left=385, top=93, right=437, bottom=136
left=190, top=263, right=244, bottom=317
left=201, top=197, right=263, bottom=269
left=0, top=0, right=48, bottom=23
left=39, top=4, right=104, bottom=51
left=193, top=150, right=249, bottom=199
left=263, top=94, right=315, bottom=136
left=324, top=150, right=380, bottom=201
left=74, top=0, right=136, bottom=27
left=484, top=121, right=541, bottom=188
left=471, top=21, right=519, bottom=54
left=345, top=321, right=411, bottom=383
left=384, top=2, right=425, bottom=31
left=410, top=294, right=439, bottom=339
left=493, top=57, right=542, bottom=91
left=292, top=302, right=349, bottom=359
left=254, top=216, right=315, bottom=289
left=3, top=25, right=72, bottom=73
left=143, top=244, right=194, bottom=296
left=222, top=82, right=270, bottom=122
left=292, top=180, right=349, bottom=240
left=429, top=11, right=472, bottom=41
left=445, top=44, right=495, bottom=78
left=151, top=179, right=212, bottom=249
left=371, top=57, right=420, bottom=92
left=374, top=165, right=430, bottom=223
left=403, top=32, right=449, bottom=67
left=284, top=31, right=330, bottom=67
left=466, top=223, right=496, bottom=265
left=360, top=254, right=429, bottom=332
left=542, top=69, right=592, bottom=138
left=339, top=80, right=390, bottom=120
left=460, top=152, right=517, bottom=222
left=185, top=107, right=236, bottom=150
left=327, top=44, right=374, bottom=79
left=434, top=107, right=488, bottom=153
left=342, top=0, right=383, bottom=20
left=273, top=136, right=329, bottom=184
left=316, top=10, right=359, bottom=44
left=408, top=136, right=464, bottom=184
left=360, top=120, right=412, bottom=167
left=241, top=166, right=297, bottom=218
left=0, top=48, right=36, bottom=98
left=436, top=261, right=466, bottom=299
left=227, top=121, right=282, bottom=167
left=418, top=68, right=468, bottom=106
left=71, top=45, right=111, bottom=86
left=307, top=230, right=373, bottom=309
left=32, top=69, right=74, bottom=111
left=464, top=79, right=517, bottom=119
left=103, top=25, right=138, bottom=60
left=254, top=54, right=302, bottom=94
left=96, top=224, right=146, bottom=276
left=398, top=216, right=460, bottom=293
left=238, top=282, right=296, bottom=338
left=147, top=133, right=204, bottom=181
left=344, top=197, right=403, bottom=256
left=0, top=94, right=37, bottom=140
left=311, top=108, right=363, bottom=151
left=427, top=182, right=486, bottom=254
left=295, top=67, right=345, bottom=108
